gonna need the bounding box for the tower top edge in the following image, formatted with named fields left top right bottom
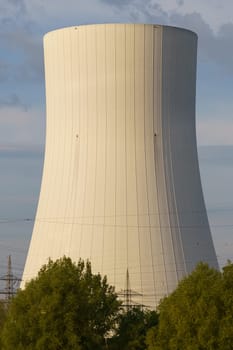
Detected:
left=44, top=23, right=197, bottom=39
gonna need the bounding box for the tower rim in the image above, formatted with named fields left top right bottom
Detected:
left=43, top=23, right=197, bottom=40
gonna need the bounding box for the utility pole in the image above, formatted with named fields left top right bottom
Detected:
left=118, top=268, right=143, bottom=311
left=0, top=255, right=21, bottom=304
left=125, top=269, right=131, bottom=311
left=5, top=255, right=14, bottom=301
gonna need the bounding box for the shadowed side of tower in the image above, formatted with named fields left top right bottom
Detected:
left=22, top=24, right=218, bottom=309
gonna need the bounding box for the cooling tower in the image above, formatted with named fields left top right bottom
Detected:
left=22, top=24, right=218, bottom=308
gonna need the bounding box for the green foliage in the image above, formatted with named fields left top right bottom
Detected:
left=0, top=300, right=7, bottom=329
left=109, top=307, right=158, bottom=350
left=0, top=300, right=7, bottom=349
left=218, top=262, right=233, bottom=349
left=1, top=257, right=120, bottom=350
left=146, top=262, right=233, bottom=350
left=3, top=260, right=233, bottom=350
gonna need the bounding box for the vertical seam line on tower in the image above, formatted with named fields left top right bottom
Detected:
left=66, top=29, right=74, bottom=256
left=162, top=30, right=179, bottom=284
left=144, top=25, right=157, bottom=308
left=125, top=24, right=129, bottom=276
left=166, top=50, right=179, bottom=284
left=114, top=24, right=117, bottom=286
left=59, top=29, right=67, bottom=258
left=134, top=24, right=143, bottom=300
left=155, top=26, right=169, bottom=295
left=71, top=28, right=81, bottom=259
left=102, top=24, right=108, bottom=275
left=90, top=26, right=98, bottom=262
left=79, top=27, right=89, bottom=258
left=167, top=35, right=187, bottom=278
left=152, top=26, right=166, bottom=303
left=162, top=28, right=178, bottom=288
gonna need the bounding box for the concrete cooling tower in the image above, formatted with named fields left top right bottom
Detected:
left=22, top=24, right=218, bottom=308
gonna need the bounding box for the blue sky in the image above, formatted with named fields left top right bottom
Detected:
left=0, top=0, right=233, bottom=280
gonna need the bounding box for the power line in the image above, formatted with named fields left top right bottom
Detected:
left=1, top=216, right=233, bottom=229
left=0, top=255, right=21, bottom=303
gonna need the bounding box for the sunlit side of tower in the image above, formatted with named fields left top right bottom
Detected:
left=22, top=24, right=218, bottom=308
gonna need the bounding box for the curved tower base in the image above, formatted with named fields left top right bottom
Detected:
left=22, top=24, right=218, bottom=309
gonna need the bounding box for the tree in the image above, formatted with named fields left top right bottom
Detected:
left=109, top=307, right=158, bottom=350
left=0, top=300, right=7, bottom=349
left=146, top=262, right=233, bottom=350
left=218, top=262, right=233, bottom=349
left=1, top=257, right=121, bottom=350
left=0, top=300, right=7, bottom=328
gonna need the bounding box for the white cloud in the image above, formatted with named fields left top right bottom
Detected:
left=0, top=94, right=28, bottom=110
left=197, top=119, right=233, bottom=146
left=0, top=106, right=45, bottom=148
left=24, top=0, right=121, bottom=29
left=0, top=0, right=25, bottom=19
left=97, top=1, right=233, bottom=73
left=0, top=61, right=10, bottom=82
left=172, top=0, right=233, bottom=32
left=170, top=12, right=233, bottom=74
left=0, top=30, right=44, bottom=82
left=0, top=0, right=232, bottom=149
left=99, top=0, right=233, bottom=31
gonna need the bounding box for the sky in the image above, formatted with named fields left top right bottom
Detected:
left=0, top=0, right=233, bottom=285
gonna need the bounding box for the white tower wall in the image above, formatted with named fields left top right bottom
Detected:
left=22, top=24, right=218, bottom=308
